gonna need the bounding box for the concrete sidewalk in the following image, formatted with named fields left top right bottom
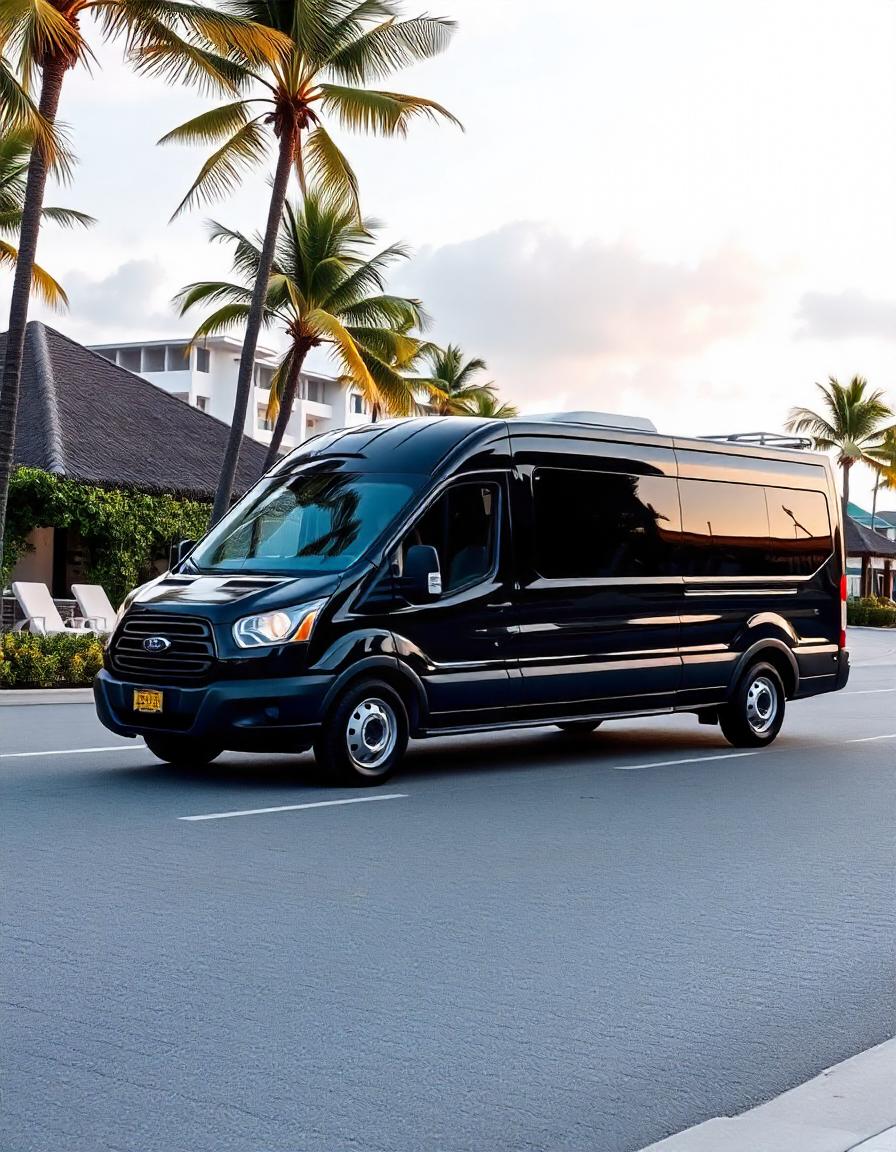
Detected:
left=639, top=1038, right=896, bottom=1151
left=0, top=687, right=94, bottom=705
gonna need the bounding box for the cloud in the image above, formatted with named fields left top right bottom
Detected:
left=62, top=260, right=182, bottom=339
left=400, top=222, right=765, bottom=366
left=796, top=290, right=896, bottom=342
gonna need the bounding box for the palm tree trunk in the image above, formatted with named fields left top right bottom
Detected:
left=870, top=476, right=880, bottom=533
left=841, top=459, right=851, bottom=532
left=210, top=127, right=296, bottom=525
left=263, top=340, right=309, bottom=472
left=0, top=56, right=67, bottom=579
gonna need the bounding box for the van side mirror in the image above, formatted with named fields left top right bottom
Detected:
left=403, top=545, right=442, bottom=602
left=169, top=538, right=197, bottom=569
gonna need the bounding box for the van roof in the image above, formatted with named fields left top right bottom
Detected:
left=274, top=415, right=828, bottom=475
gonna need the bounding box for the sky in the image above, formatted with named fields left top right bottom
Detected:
left=3, top=0, right=895, bottom=506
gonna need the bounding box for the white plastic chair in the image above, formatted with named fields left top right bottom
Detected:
left=71, top=583, right=117, bottom=632
left=11, top=582, right=95, bottom=635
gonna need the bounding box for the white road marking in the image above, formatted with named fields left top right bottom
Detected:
left=612, top=751, right=758, bottom=771
left=0, top=744, right=146, bottom=759
left=179, top=793, right=409, bottom=822
left=846, top=733, right=896, bottom=744
left=845, top=688, right=896, bottom=696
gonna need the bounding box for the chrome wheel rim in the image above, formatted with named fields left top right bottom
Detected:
left=746, top=675, right=778, bottom=735
left=346, top=697, right=397, bottom=774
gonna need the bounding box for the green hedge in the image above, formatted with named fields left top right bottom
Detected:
left=0, top=631, right=107, bottom=688
left=847, top=596, right=896, bottom=627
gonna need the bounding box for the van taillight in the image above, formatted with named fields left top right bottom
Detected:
left=839, top=574, right=847, bottom=648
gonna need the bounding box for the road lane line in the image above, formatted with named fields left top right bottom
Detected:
left=846, top=733, right=896, bottom=744
left=845, top=688, right=896, bottom=696
left=612, top=752, right=758, bottom=771
left=178, top=793, right=409, bottom=822
left=0, top=744, right=146, bottom=759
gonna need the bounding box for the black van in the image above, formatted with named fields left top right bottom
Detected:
left=94, top=414, right=849, bottom=784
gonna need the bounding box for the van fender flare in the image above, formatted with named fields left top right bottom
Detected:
left=320, top=654, right=429, bottom=732
left=728, top=637, right=799, bottom=700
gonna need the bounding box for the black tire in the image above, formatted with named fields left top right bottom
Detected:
left=719, top=662, right=786, bottom=748
left=555, top=720, right=603, bottom=734
left=313, top=679, right=409, bottom=786
left=144, top=734, right=222, bottom=766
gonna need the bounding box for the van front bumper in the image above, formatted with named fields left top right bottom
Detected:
left=93, top=668, right=332, bottom=752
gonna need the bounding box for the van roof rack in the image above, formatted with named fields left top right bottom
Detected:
left=529, top=411, right=658, bottom=433
left=700, top=431, right=814, bottom=450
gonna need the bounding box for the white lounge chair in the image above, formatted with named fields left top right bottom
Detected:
left=11, top=582, right=95, bottom=635
left=71, top=583, right=117, bottom=632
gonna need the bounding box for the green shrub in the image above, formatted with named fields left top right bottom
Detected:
left=0, top=631, right=107, bottom=689
left=847, top=601, right=896, bottom=627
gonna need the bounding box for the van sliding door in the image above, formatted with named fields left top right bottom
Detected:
left=509, top=433, right=683, bottom=717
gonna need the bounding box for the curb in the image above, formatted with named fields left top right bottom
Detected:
left=638, top=1038, right=896, bottom=1151
left=0, top=687, right=94, bottom=706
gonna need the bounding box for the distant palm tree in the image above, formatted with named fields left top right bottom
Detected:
left=462, top=392, right=518, bottom=418
left=0, top=130, right=93, bottom=307
left=175, top=194, right=426, bottom=472
left=162, top=0, right=460, bottom=523
left=422, top=344, right=495, bottom=415
left=786, top=376, right=894, bottom=524
left=0, top=0, right=285, bottom=574
left=869, top=428, right=896, bottom=534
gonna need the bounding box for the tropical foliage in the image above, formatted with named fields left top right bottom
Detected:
left=0, top=129, right=93, bottom=307
left=869, top=428, right=896, bottom=533
left=3, top=467, right=211, bottom=604
left=463, top=390, right=519, bottom=418
left=174, top=193, right=426, bottom=470
left=0, top=0, right=289, bottom=574
left=162, top=0, right=460, bottom=522
left=418, top=343, right=496, bottom=415
left=0, top=630, right=106, bottom=688
left=786, top=376, right=895, bottom=520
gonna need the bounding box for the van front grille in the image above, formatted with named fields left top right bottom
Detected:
left=109, top=613, right=215, bottom=682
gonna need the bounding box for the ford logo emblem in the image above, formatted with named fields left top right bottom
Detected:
left=143, top=636, right=171, bottom=653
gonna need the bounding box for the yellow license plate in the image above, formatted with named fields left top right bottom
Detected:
left=133, top=689, right=163, bottom=713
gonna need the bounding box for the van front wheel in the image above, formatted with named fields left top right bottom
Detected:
left=314, top=680, right=409, bottom=786
left=719, top=662, right=785, bottom=748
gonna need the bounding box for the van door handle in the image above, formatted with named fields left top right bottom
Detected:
left=487, top=602, right=513, bottom=609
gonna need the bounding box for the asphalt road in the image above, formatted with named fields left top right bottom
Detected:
left=2, top=631, right=895, bottom=1152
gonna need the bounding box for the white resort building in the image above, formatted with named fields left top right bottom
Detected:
left=89, top=335, right=370, bottom=452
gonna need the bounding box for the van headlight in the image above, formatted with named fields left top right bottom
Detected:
left=233, top=601, right=324, bottom=649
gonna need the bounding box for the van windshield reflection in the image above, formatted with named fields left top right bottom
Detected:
left=190, top=472, right=418, bottom=575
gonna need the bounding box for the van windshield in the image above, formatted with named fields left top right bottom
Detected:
left=189, top=472, right=418, bottom=575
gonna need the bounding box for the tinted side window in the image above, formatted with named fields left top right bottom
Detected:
left=533, top=469, right=682, bottom=579
left=765, top=487, right=833, bottom=575
left=401, top=483, right=498, bottom=593
left=678, top=479, right=769, bottom=577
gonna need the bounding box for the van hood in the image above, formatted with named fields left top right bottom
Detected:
left=130, top=571, right=344, bottom=620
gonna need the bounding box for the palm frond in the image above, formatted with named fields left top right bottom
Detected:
left=302, top=124, right=360, bottom=216
left=325, top=14, right=457, bottom=84
left=317, top=84, right=462, bottom=136
left=1, top=0, right=87, bottom=89
left=305, top=305, right=377, bottom=396
left=173, top=278, right=254, bottom=314
left=205, top=218, right=263, bottom=278
left=0, top=56, right=64, bottom=164
left=169, top=118, right=269, bottom=217
left=339, top=292, right=425, bottom=330
left=185, top=301, right=253, bottom=341
left=40, top=204, right=95, bottom=228
left=158, top=99, right=253, bottom=145
left=0, top=237, right=67, bottom=307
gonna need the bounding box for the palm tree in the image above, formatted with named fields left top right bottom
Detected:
left=0, top=0, right=286, bottom=574
left=462, top=391, right=518, bottom=418
left=420, top=344, right=495, bottom=415
left=786, top=376, right=895, bottom=524
left=174, top=193, right=426, bottom=472
left=869, top=428, right=896, bottom=534
left=161, top=0, right=460, bottom=524
left=0, top=129, right=93, bottom=307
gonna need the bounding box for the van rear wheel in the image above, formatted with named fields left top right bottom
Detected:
left=314, top=680, right=409, bottom=786
left=719, top=662, right=785, bottom=748
left=144, top=734, right=222, bottom=766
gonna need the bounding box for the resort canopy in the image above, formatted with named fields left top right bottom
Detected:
left=1, top=321, right=269, bottom=499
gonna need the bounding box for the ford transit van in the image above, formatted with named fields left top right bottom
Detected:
left=94, top=414, right=849, bottom=784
